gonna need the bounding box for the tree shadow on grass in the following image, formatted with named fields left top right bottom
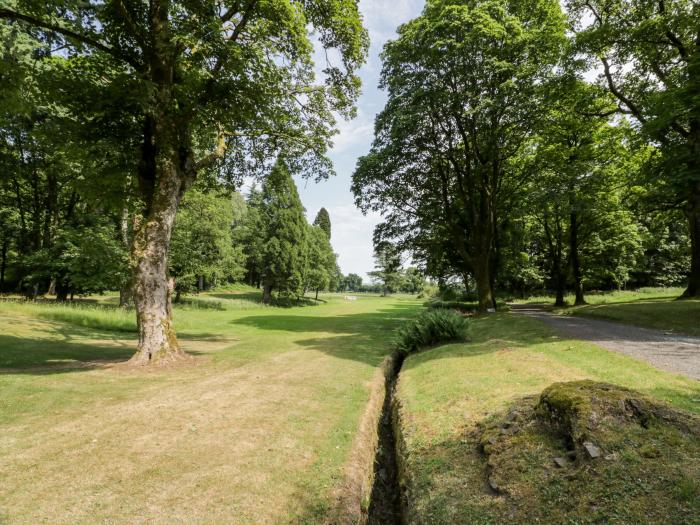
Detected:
left=0, top=320, right=218, bottom=374
left=230, top=304, right=424, bottom=367
left=208, top=291, right=263, bottom=303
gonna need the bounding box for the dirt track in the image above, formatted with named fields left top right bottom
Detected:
left=511, top=304, right=700, bottom=381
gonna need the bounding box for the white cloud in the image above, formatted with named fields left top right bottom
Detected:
left=361, top=0, right=425, bottom=41
left=330, top=114, right=374, bottom=154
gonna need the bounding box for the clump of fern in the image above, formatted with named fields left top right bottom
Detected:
left=396, top=309, right=469, bottom=356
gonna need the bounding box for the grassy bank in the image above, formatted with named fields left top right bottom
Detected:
left=517, top=287, right=686, bottom=306
left=515, top=287, right=700, bottom=336
left=0, top=292, right=421, bottom=524
left=395, top=313, right=700, bottom=524
left=563, top=299, right=700, bottom=336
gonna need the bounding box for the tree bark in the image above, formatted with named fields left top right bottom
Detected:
left=543, top=211, right=566, bottom=306
left=474, top=254, right=493, bottom=313
left=119, top=284, right=133, bottom=307
left=684, top=184, right=700, bottom=297
left=119, top=207, right=133, bottom=307
left=0, top=238, right=6, bottom=293
left=570, top=210, right=586, bottom=306
left=262, top=282, right=273, bottom=304
left=55, top=280, right=69, bottom=302
left=554, top=264, right=566, bottom=307
left=128, top=122, right=190, bottom=365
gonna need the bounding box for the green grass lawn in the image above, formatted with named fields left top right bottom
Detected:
left=0, top=291, right=421, bottom=524
left=562, top=299, right=700, bottom=336
left=516, top=287, right=700, bottom=336
left=396, top=313, right=700, bottom=524
left=517, top=287, right=687, bottom=306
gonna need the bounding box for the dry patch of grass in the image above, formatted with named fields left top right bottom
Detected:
left=395, top=313, right=700, bottom=524
left=0, top=295, right=420, bottom=524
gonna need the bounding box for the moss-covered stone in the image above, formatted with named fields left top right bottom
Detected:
left=475, top=381, right=700, bottom=523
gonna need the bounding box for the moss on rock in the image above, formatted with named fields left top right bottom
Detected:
left=476, top=380, right=700, bottom=523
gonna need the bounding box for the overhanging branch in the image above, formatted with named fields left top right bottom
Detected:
left=0, top=8, right=144, bottom=72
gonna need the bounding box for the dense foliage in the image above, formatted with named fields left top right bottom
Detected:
left=396, top=309, right=470, bottom=356
left=0, top=0, right=368, bottom=363
left=353, top=0, right=696, bottom=309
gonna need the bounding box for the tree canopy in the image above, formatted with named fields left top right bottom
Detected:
left=1, top=0, right=368, bottom=362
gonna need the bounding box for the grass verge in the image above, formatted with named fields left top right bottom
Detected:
left=395, top=313, right=700, bottom=524
left=562, top=299, right=700, bottom=336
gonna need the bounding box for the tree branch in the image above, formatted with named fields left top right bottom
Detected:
left=658, top=1, right=689, bottom=59
left=220, top=1, right=242, bottom=24
left=194, top=130, right=228, bottom=171
left=113, top=0, right=149, bottom=51
left=600, top=55, right=646, bottom=124
left=0, top=8, right=144, bottom=72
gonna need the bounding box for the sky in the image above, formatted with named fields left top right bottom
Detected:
left=295, top=0, right=425, bottom=281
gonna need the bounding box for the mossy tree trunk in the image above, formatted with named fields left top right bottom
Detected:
left=128, top=142, right=189, bottom=365
left=685, top=182, right=700, bottom=298
left=127, top=12, right=196, bottom=364
left=569, top=209, right=586, bottom=306
left=262, top=282, right=273, bottom=305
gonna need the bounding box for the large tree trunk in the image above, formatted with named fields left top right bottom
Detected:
left=262, top=282, right=273, bottom=304
left=553, top=245, right=566, bottom=307
left=128, top=138, right=189, bottom=365
left=55, top=280, right=70, bottom=302
left=474, top=254, right=493, bottom=313
left=569, top=210, right=586, bottom=306
left=0, top=238, right=6, bottom=292
left=685, top=184, right=700, bottom=297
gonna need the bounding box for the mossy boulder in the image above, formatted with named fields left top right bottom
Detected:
left=477, top=381, right=700, bottom=523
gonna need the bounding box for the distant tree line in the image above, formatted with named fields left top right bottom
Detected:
left=0, top=0, right=368, bottom=364
left=0, top=155, right=342, bottom=305
left=353, top=0, right=697, bottom=310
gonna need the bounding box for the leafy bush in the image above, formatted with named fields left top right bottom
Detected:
left=396, top=309, right=469, bottom=356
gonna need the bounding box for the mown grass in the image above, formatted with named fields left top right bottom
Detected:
left=0, top=292, right=421, bottom=524
left=515, top=287, right=700, bottom=336
left=562, top=298, right=700, bottom=336
left=516, top=286, right=686, bottom=306
left=396, top=313, right=700, bottom=524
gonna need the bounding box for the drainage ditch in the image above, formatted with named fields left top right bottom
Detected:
left=367, top=353, right=405, bottom=525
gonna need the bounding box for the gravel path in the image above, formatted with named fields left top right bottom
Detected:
left=510, top=304, right=700, bottom=381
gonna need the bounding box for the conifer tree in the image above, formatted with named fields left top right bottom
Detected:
left=260, top=160, right=308, bottom=304
left=313, top=208, right=332, bottom=239
left=305, top=224, right=337, bottom=299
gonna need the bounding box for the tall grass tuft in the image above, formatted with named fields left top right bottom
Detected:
left=0, top=300, right=137, bottom=333
left=396, top=309, right=469, bottom=356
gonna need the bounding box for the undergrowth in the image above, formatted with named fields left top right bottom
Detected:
left=425, top=299, right=508, bottom=312
left=396, top=309, right=469, bottom=356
